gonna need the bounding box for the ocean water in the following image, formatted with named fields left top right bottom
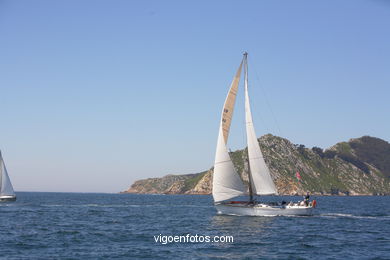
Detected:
left=0, top=193, right=389, bottom=259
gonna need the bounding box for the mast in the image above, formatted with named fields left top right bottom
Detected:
left=246, top=158, right=254, bottom=203
left=243, top=52, right=255, bottom=203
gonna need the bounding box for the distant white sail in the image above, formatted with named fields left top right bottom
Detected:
left=243, top=56, right=277, bottom=195
left=0, top=152, right=16, bottom=196
left=212, top=61, right=246, bottom=203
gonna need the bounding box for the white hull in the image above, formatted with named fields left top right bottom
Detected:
left=216, top=203, right=313, bottom=216
left=0, top=195, right=16, bottom=202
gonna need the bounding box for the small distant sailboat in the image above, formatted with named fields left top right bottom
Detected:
left=213, top=53, right=315, bottom=216
left=0, top=151, right=17, bottom=202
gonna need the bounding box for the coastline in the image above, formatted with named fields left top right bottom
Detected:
left=119, top=191, right=389, bottom=196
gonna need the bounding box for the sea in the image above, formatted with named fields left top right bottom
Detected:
left=0, top=193, right=389, bottom=259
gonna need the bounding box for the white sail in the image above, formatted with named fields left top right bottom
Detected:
left=212, top=53, right=316, bottom=216
left=0, top=152, right=16, bottom=196
left=213, top=127, right=246, bottom=202
left=243, top=55, right=277, bottom=195
left=212, top=61, right=245, bottom=203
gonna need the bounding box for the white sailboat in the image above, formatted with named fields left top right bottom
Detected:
left=0, top=151, right=17, bottom=202
left=213, top=53, right=315, bottom=216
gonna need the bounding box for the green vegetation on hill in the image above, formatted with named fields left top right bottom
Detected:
left=124, top=135, right=390, bottom=195
left=349, top=136, right=390, bottom=178
left=183, top=171, right=208, bottom=191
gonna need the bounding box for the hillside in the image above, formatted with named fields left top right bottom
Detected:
left=123, top=135, right=390, bottom=195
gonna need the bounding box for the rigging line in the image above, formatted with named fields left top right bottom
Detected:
left=249, top=58, right=281, bottom=137
left=244, top=55, right=270, bottom=138
left=215, top=158, right=237, bottom=165
left=246, top=72, right=270, bottom=136
left=249, top=58, right=302, bottom=172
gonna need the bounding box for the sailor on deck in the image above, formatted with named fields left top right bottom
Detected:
left=304, top=192, right=310, bottom=206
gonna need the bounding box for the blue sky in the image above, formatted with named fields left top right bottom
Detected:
left=1, top=0, right=389, bottom=192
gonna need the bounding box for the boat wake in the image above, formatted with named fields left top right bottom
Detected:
left=319, top=213, right=390, bottom=220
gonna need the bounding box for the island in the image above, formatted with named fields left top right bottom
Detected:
left=122, top=135, right=390, bottom=196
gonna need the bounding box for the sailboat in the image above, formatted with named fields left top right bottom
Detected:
left=212, top=53, right=315, bottom=216
left=0, top=151, right=17, bottom=202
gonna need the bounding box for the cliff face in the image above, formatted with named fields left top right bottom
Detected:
left=124, top=174, right=195, bottom=194
left=123, top=135, right=390, bottom=195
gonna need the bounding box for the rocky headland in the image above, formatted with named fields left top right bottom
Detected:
left=122, top=135, right=390, bottom=196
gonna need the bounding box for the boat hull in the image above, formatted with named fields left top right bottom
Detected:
left=0, top=195, right=16, bottom=202
left=215, top=203, right=313, bottom=216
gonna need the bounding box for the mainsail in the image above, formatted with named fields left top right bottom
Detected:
left=243, top=54, right=277, bottom=195
left=212, top=61, right=246, bottom=203
left=0, top=151, right=16, bottom=196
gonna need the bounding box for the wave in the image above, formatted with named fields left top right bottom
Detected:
left=38, top=204, right=211, bottom=208
left=41, top=204, right=146, bottom=208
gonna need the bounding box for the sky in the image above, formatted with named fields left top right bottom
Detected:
left=0, top=0, right=389, bottom=193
